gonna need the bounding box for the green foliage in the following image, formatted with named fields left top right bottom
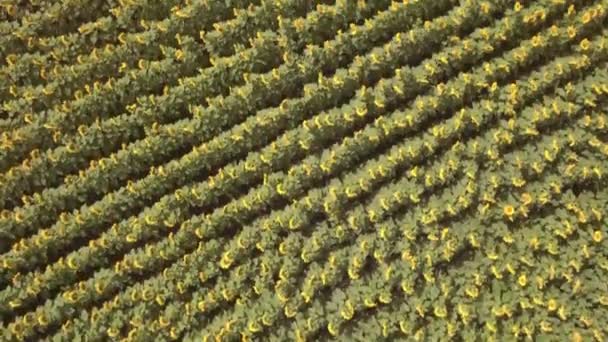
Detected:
left=1, top=0, right=607, bottom=341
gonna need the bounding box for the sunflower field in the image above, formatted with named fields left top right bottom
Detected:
left=1, top=0, right=608, bottom=341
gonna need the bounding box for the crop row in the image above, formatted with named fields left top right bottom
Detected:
left=5, top=4, right=608, bottom=340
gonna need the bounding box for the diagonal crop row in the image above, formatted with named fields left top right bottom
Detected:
left=0, top=0, right=397, bottom=228
left=0, top=0, right=528, bottom=334
left=254, top=130, right=606, bottom=341
left=0, top=0, right=239, bottom=128
left=139, top=145, right=477, bottom=341
left=0, top=0, right=466, bottom=292
left=0, top=0, right=184, bottom=92
left=0, top=0, right=372, bottom=212
left=351, top=161, right=608, bottom=341
left=0, top=0, right=262, bottom=171
left=202, top=0, right=332, bottom=58
left=0, top=8, right=306, bottom=209
left=285, top=85, right=608, bottom=338
left=0, top=0, right=461, bottom=324
left=41, top=0, right=604, bottom=324
left=191, top=62, right=601, bottom=342
left=0, top=0, right=487, bottom=284
left=0, top=0, right=125, bottom=60
left=0, top=0, right=325, bottom=132
left=56, top=10, right=608, bottom=342
left=2, top=0, right=387, bottom=160
left=314, top=180, right=607, bottom=341
left=188, top=136, right=588, bottom=340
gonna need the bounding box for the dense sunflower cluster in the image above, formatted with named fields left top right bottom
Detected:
left=1, top=0, right=607, bottom=341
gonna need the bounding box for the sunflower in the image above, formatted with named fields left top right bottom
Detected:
left=593, top=230, right=603, bottom=243
left=503, top=205, right=516, bottom=218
